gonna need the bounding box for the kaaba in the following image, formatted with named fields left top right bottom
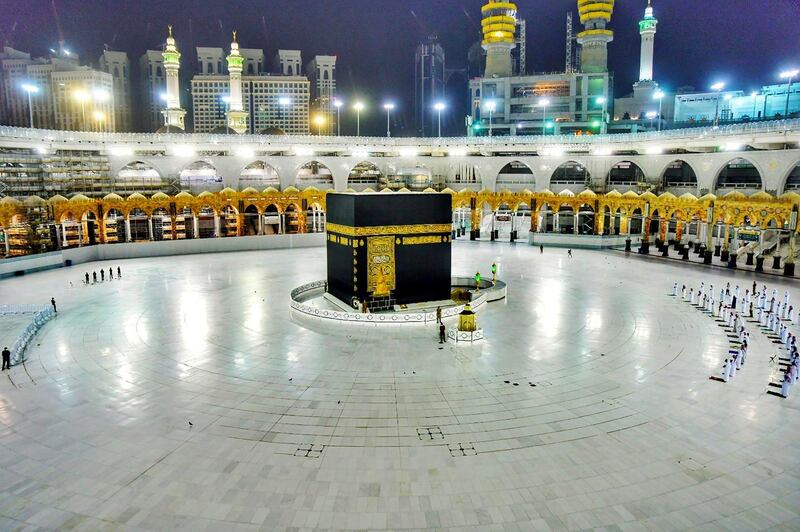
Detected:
left=326, top=193, right=452, bottom=311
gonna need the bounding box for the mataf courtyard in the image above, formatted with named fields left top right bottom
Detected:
left=0, top=243, right=799, bottom=531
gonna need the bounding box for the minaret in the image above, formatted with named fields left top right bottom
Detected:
left=161, top=25, right=186, bottom=131
left=481, top=1, right=517, bottom=78
left=226, top=32, right=248, bottom=134
left=576, top=0, right=614, bottom=73
left=638, top=0, right=658, bottom=82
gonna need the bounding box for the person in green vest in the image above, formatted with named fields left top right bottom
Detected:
left=475, top=271, right=481, bottom=291
left=491, top=262, right=497, bottom=283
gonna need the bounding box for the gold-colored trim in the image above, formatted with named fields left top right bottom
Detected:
left=401, top=236, right=449, bottom=245
left=326, top=222, right=451, bottom=237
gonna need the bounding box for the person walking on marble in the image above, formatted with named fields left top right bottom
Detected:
left=722, top=359, right=731, bottom=383
left=781, top=370, right=792, bottom=398
left=84, top=272, right=89, bottom=285
left=567, top=249, right=573, bottom=258
left=491, top=262, right=497, bottom=283
left=100, top=270, right=105, bottom=282
left=50, top=297, right=57, bottom=313
left=92, top=271, right=97, bottom=284
left=436, top=306, right=442, bottom=325
left=439, top=322, right=446, bottom=344
left=1, top=346, right=10, bottom=371
left=109, top=268, right=113, bottom=280
left=117, top=266, right=121, bottom=278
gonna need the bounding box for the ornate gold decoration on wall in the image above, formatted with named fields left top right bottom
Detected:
left=367, top=236, right=396, bottom=296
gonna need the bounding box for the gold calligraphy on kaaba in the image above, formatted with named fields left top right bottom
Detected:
left=326, top=223, right=451, bottom=237
left=367, top=236, right=396, bottom=296
left=401, top=236, right=448, bottom=245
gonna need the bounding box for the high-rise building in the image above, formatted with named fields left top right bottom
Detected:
left=414, top=35, right=445, bottom=137
left=226, top=33, right=248, bottom=134
left=51, top=68, right=116, bottom=132
left=276, top=50, right=302, bottom=76
left=138, top=50, right=165, bottom=132
left=306, top=55, right=336, bottom=135
left=0, top=47, right=36, bottom=127
left=576, top=0, right=614, bottom=73
left=240, top=48, right=265, bottom=76
left=191, top=75, right=309, bottom=134
left=161, top=26, right=186, bottom=131
left=196, top=47, right=226, bottom=75
left=481, top=0, right=517, bottom=78
left=99, top=50, right=132, bottom=132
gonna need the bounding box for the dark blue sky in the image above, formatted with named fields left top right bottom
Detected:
left=1, top=0, right=798, bottom=135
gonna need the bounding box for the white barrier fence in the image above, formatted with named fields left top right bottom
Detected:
left=290, top=279, right=505, bottom=325
left=0, top=305, right=55, bottom=365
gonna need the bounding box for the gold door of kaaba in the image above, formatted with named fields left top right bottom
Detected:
left=367, top=236, right=396, bottom=296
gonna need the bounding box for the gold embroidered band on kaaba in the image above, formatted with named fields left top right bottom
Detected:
left=326, top=223, right=452, bottom=237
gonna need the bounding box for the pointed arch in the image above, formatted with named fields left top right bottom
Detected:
left=180, top=160, right=223, bottom=193
left=661, top=160, right=698, bottom=189
left=608, top=161, right=645, bottom=186
left=781, top=160, right=800, bottom=192
left=295, top=160, right=334, bottom=191
left=348, top=161, right=383, bottom=191
left=239, top=160, right=280, bottom=191
left=496, top=160, right=535, bottom=191
left=551, top=160, right=590, bottom=187
left=714, top=157, right=763, bottom=193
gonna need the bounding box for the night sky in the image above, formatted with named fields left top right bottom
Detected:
left=1, top=0, right=798, bottom=136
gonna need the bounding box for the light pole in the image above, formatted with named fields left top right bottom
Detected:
left=333, top=99, right=343, bottom=136
left=434, top=102, right=445, bottom=137
left=92, top=110, right=106, bottom=133
left=751, top=91, right=758, bottom=120
left=723, top=94, right=733, bottom=121
left=653, top=90, right=665, bottom=131
left=484, top=100, right=496, bottom=137
left=711, top=82, right=725, bottom=127
left=278, top=97, right=291, bottom=132
left=596, top=96, right=607, bottom=134
left=538, top=98, right=550, bottom=135
left=779, top=69, right=799, bottom=118
left=646, top=111, right=657, bottom=130
left=313, top=114, right=326, bottom=136
left=383, top=102, right=395, bottom=137
left=21, top=83, right=39, bottom=128
left=353, top=101, right=364, bottom=136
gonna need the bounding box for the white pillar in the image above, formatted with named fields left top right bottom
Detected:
left=574, top=213, right=579, bottom=234
left=258, top=214, right=264, bottom=235
left=125, top=219, right=132, bottom=242
left=193, top=216, right=199, bottom=238
left=77, top=223, right=83, bottom=247
left=147, top=218, right=154, bottom=241
left=214, top=215, right=221, bottom=237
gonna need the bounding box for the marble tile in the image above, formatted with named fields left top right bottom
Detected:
left=0, top=244, right=798, bottom=530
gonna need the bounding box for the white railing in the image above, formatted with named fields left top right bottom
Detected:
left=290, top=278, right=505, bottom=324
left=0, top=305, right=54, bottom=365
left=0, top=119, right=798, bottom=150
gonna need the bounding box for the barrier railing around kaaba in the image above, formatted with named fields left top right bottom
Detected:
left=0, top=305, right=55, bottom=365
left=290, top=279, right=506, bottom=324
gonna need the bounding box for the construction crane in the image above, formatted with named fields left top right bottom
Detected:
left=50, top=0, right=66, bottom=56
left=565, top=12, right=573, bottom=73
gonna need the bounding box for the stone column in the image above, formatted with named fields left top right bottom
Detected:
left=147, top=218, right=154, bottom=241
left=125, top=219, right=132, bottom=242
left=214, top=215, right=221, bottom=237
left=193, top=216, right=199, bottom=238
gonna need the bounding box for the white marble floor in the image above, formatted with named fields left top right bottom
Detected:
left=0, top=243, right=798, bottom=531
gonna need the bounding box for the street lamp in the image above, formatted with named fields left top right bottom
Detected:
left=21, top=83, right=39, bottom=128
left=383, top=102, right=395, bottom=137
left=434, top=102, right=446, bottom=138
left=779, top=69, right=799, bottom=118
left=333, top=99, right=343, bottom=136
left=484, top=100, right=496, bottom=137
left=353, top=101, right=364, bottom=136
left=538, top=98, right=550, bottom=135
left=278, top=97, right=291, bottom=131
left=653, top=90, right=665, bottom=131
left=74, top=89, right=90, bottom=130
left=646, top=110, right=657, bottom=130
left=596, top=96, right=607, bottom=134
left=313, top=114, right=326, bottom=136
left=92, top=110, right=106, bottom=132
left=711, top=82, right=725, bottom=127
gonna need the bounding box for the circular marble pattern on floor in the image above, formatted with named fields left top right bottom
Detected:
left=0, top=243, right=798, bottom=531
